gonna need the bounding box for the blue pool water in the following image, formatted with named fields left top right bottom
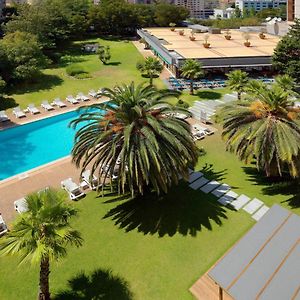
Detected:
left=0, top=110, right=94, bottom=180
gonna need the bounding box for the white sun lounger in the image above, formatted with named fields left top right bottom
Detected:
left=218, top=191, right=238, bottom=206
left=13, top=107, right=26, bottom=118
left=53, top=98, right=66, bottom=108
left=200, top=180, right=221, bottom=193
left=61, top=178, right=85, bottom=200
left=212, top=183, right=231, bottom=198
left=243, top=198, right=264, bottom=214
left=66, top=95, right=79, bottom=104
left=0, top=110, right=9, bottom=122
left=76, top=92, right=90, bottom=102
left=189, top=176, right=209, bottom=190
left=88, top=89, right=98, bottom=98
left=230, top=194, right=251, bottom=210
left=0, top=214, right=8, bottom=236
left=41, top=100, right=54, bottom=111
left=81, top=170, right=100, bottom=190
left=27, top=104, right=40, bottom=114
left=188, top=171, right=203, bottom=183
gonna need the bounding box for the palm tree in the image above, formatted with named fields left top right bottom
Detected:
left=136, top=57, right=163, bottom=85
left=0, top=188, right=83, bottom=300
left=70, top=82, right=198, bottom=196
left=219, top=83, right=300, bottom=177
left=180, top=59, right=204, bottom=95
left=274, top=74, right=297, bottom=94
left=226, top=70, right=249, bottom=101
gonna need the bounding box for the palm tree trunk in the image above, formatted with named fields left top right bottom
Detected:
left=237, top=91, right=241, bottom=101
left=149, top=75, right=153, bottom=86
left=190, top=81, right=194, bottom=95
left=39, top=257, right=50, bottom=300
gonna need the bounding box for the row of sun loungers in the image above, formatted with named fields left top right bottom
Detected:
left=191, top=124, right=214, bottom=141
left=187, top=170, right=270, bottom=221
left=0, top=91, right=102, bottom=122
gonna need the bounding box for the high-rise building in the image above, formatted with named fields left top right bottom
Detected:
left=235, top=0, right=286, bottom=13
left=287, top=0, right=300, bottom=20
left=171, top=0, right=219, bottom=19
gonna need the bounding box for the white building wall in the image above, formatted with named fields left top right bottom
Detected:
left=295, top=0, right=300, bottom=18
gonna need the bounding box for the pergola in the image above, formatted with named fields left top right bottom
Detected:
left=190, top=204, right=300, bottom=300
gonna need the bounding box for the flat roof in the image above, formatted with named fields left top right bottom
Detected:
left=208, top=205, right=300, bottom=300
left=143, top=28, right=280, bottom=59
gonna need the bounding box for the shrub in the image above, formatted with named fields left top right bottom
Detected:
left=66, top=64, right=86, bottom=76
left=176, top=99, right=189, bottom=108
left=74, top=73, right=92, bottom=79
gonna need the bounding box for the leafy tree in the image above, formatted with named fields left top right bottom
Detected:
left=70, top=82, right=198, bottom=197
left=0, top=31, right=47, bottom=82
left=226, top=70, right=249, bottom=100
left=154, top=3, right=189, bottom=27
left=98, top=46, right=111, bottom=65
left=0, top=77, right=5, bottom=98
left=0, top=188, right=83, bottom=300
left=136, top=57, right=163, bottom=85
left=5, top=0, right=89, bottom=50
left=234, top=7, right=242, bottom=18
left=273, top=19, right=300, bottom=82
left=88, top=0, right=140, bottom=36
left=180, top=59, right=204, bottom=95
left=219, top=83, right=300, bottom=177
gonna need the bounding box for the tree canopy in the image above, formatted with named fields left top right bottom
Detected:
left=219, top=83, right=300, bottom=177
left=273, top=19, right=300, bottom=82
left=0, top=31, right=47, bottom=83
left=70, top=82, right=198, bottom=196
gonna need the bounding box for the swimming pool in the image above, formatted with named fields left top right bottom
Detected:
left=0, top=109, right=96, bottom=181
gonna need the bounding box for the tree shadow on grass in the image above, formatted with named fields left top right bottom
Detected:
left=103, top=183, right=229, bottom=237
left=200, top=163, right=227, bottom=181
left=106, top=61, right=121, bottom=66
left=243, top=166, right=300, bottom=208
left=54, top=269, right=133, bottom=300
left=196, top=91, right=222, bottom=100
left=7, top=74, right=63, bottom=95
left=0, top=97, right=17, bottom=110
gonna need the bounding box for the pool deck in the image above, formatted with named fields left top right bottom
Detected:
left=0, top=96, right=108, bottom=130
left=0, top=96, right=110, bottom=224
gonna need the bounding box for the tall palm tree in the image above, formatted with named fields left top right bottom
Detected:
left=180, top=59, right=204, bottom=95
left=0, top=188, right=82, bottom=300
left=136, top=57, right=163, bottom=85
left=219, top=83, right=300, bottom=177
left=70, top=82, right=198, bottom=196
left=226, top=70, right=249, bottom=101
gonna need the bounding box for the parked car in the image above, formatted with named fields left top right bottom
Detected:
left=0, top=214, right=8, bottom=236
left=14, top=198, right=28, bottom=214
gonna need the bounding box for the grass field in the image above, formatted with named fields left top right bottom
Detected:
left=0, top=185, right=254, bottom=300
left=2, top=38, right=158, bottom=110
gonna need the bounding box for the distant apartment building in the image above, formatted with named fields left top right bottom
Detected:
left=287, top=0, right=300, bottom=20
left=170, top=0, right=219, bottom=19
left=235, top=0, right=286, bottom=13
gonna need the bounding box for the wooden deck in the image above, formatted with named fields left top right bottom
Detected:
left=190, top=273, right=233, bottom=300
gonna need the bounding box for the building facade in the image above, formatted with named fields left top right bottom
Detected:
left=235, top=0, right=286, bottom=13
left=170, top=0, right=219, bottom=19
left=287, top=0, right=300, bottom=20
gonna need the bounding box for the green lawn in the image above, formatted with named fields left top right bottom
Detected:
left=2, top=38, right=165, bottom=111
left=0, top=187, right=254, bottom=300
left=197, top=128, right=300, bottom=216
